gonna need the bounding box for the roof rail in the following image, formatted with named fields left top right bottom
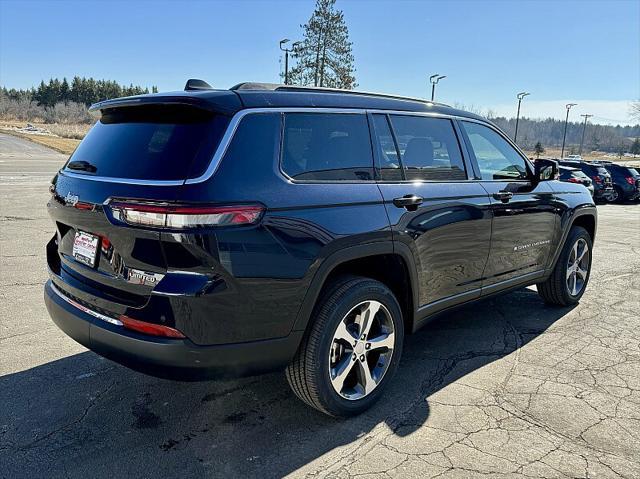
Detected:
left=229, top=82, right=448, bottom=106
left=185, top=79, right=214, bottom=91
left=276, top=85, right=448, bottom=106
left=230, top=82, right=281, bottom=91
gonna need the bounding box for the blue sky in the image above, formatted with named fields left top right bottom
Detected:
left=1, top=0, right=638, bottom=124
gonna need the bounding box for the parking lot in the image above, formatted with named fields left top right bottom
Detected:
left=1, top=132, right=639, bottom=478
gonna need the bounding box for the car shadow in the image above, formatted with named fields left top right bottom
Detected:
left=0, top=287, right=574, bottom=478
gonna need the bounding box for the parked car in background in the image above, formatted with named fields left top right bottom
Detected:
left=558, top=160, right=614, bottom=202
left=559, top=166, right=594, bottom=197
left=564, top=155, right=584, bottom=161
left=595, top=162, right=640, bottom=202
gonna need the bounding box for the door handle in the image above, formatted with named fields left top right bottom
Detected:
left=393, top=194, right=423, bottom=211
left=493, top=191, right=513, bottom=203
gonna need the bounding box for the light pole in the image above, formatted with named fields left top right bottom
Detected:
left=279, top=39, right=300, bottom=85
left=514, top=92, right=530, bottom=143
left=579, top=114, right=593, bottom=155
left=561, top=103, right=578, bottom=159
left=429, top=74, right=446, bottom=101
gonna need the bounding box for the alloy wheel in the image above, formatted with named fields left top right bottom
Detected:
left=566, top=238, right=589, bottom=296
left=328, top=300, right=395, bottom=400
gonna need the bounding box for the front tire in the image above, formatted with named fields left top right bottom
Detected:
left=537, top=226, right=592, bottom=306
left=286, top=276, right=404, bottom=417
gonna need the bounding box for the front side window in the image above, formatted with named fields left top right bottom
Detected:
left=461, top=121, right=528, bottom=181
left=281, top=113, right=374, bottom=181
left=388, top=115, right=466, bottom=181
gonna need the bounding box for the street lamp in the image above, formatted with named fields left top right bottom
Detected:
left=579, top=114, right=593, bottom=155
left=279, top=39, right=300, bottom=85
left=429, top=74, right=446, bottom=101
left=514, top=92, right=530, bottom=143
left=561, top=103, right=578, bottom=159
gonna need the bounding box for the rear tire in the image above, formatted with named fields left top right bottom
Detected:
left=286, top=276, right=404, bottom=417
left=613, top=186, right=624, bottom=204
left=537, top=226, right=592, bottom=306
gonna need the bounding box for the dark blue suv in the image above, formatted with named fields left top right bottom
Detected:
left=45, top=81, right=597, bottom=416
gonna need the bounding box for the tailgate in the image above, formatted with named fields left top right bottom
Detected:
left=47, top=102, right=230, bottom=311
left=48, top=175, right=181, bottom=307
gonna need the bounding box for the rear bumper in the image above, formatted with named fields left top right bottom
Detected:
left=620, top=186, right=640, bottom=200
left=594, top=187, right=613, bottom=200
left=44, top=280, right=303, bottom=380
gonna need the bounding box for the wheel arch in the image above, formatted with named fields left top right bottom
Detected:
left=547, top=205, right=597, bottom=275
left=572, top=213, right=596, bottom=242
left=292, top=242, right=419, bottom=336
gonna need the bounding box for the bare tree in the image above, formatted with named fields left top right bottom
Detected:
left=288, top=0, right=356, bottom=89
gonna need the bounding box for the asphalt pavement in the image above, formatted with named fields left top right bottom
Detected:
left=1, top=133, right=639, bottom=478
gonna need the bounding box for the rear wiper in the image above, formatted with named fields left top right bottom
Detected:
left=67, top=160, right=97, bottom=173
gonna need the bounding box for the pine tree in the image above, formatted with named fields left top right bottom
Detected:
left=60, top=78, right=70, bottom=103
left=534, top=141, right=545, bottom=159
left=630, top=138, right=640, bottom=156
left=288, top=0, right=356, bottom=89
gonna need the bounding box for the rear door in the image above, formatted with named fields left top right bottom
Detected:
left=48, top=103, right=230, bottom=311
left=371, top=113, right=492, bottom=314
left=458, top=120, right=556, bottom=291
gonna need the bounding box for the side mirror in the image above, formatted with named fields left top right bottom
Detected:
left=534, top=159, right=558, bottom=182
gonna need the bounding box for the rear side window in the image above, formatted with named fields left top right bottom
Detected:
left=65, top=105, right=229, bottom=181
left=281, top=113, right=374, bottom=181
left=461, top=121, right=528, bottom=181
left=388, top=115, right=466, bottom=181
left=371, top=114, right=403, bottom=181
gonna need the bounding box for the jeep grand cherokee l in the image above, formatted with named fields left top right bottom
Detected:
left=45, top=81, right=597, bottom=417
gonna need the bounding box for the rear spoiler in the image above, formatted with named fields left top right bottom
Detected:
left=89, top=92, right=242, bottom=115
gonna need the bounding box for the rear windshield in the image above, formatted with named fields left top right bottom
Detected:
left=65, top=105, right=229, bottom=181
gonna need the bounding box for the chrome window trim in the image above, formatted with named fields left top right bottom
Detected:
left=58, top=106, right=521, bottom=187
left=59, top=170, right=186, bottom=186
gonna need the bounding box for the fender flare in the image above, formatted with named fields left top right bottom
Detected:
left=291, top=241, right=419, bottom=333
left=546, top=204, right=597, bottom=275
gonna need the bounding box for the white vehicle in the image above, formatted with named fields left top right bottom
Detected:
left=565, top=155, right=583, bottom=161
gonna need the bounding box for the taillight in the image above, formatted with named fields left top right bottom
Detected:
left=119, top=315, right=186, bottom=338
left=567, top=177, right=580, bottom=183
left=593, top=176, right=602, bottom=184
left=625, top=177, right=635, bottom=185
left=108, top=201, right=264, bottom=228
